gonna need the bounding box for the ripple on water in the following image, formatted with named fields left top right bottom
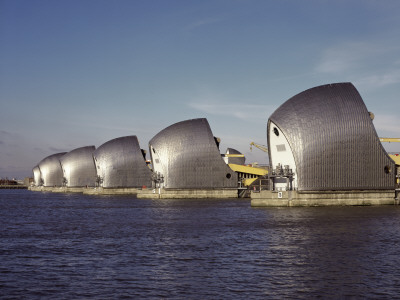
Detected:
left=1, top=190, right=400, bottom=299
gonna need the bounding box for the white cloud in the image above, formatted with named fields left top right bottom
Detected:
left=185, top=17, right=225, bottom=31
left=315, top=41, right=400, bottom=90
left=315, top=42, right=378, bottom=74
left=354, top=70, right=400, bottom=88
left=188, top=98, right=275, bottom=123
left=188, top=101, right=274, bottom=122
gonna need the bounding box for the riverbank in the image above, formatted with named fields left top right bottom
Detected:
left=0, top=185, right=27, bottom=189
left=29, top=186, right=238, bottom=199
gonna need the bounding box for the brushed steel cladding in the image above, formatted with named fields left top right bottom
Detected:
left=268, top=82, right=395, bottom=191
left=225, top=148, right=246, bottom=165
left=38, top=152, right=67, bottom=187
left=93, top=136, right=153, bottom=188
left=149, top=118, right=237, bottom=189
left=32, top=166, right=41, bottom=186
left=59, top=146, right=97, bottom=187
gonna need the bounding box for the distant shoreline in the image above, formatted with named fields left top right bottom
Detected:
left=0, top=185, right=28, bottom=189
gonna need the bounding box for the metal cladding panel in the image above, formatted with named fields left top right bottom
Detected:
left=59, top=146, right=97, bottom=187
left=268, top=82, right=395, bottom=191
left=149, top=118, right=237, bottom=189
left=38, top=152, right=66, bottom=187
left=225, top=148, right=246, bottom=165
left=32, top=166, right=41, bottom=186
left=93, top=136, right=153, bottom=188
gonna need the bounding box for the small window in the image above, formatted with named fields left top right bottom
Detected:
left=384, top=165, right=391, bottom=174
left=273, top=127, right=279, bottom=136
left=226, top=173, right=232, bottom=179
left=276, top=144, right=286, bottom=152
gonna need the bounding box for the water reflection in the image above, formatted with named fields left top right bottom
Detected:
left=1, top=191, right=400, bottom=298
left=253, top=206, right=400, bottom=298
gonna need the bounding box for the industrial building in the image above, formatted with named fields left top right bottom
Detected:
left=37, top=152, right=66, bottom=187
left=252, top=82, right=397, bottom=206
left=222, top=148, right=246, bottom=165
left=149, top=118, right=238, bottom=189
left=93, top=136, right=153, bottom=188
left=29, top=82, right=398, bottom=203
left=59, top=146, right=97, bottom=188
left=30, top=119, right=244, bottom=197
left=32, top=166, right=41, bottom=187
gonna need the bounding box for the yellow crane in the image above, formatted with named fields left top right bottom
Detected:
left=380, top=138, right=400, bottom=143
left=224, top=154, right=245, bottom=158
left=250, top=142, right=268, bottom=153
left=380, top=137, right=400, bottom=165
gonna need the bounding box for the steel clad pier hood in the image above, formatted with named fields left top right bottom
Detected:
left=268, top=82, right=395, bottom=191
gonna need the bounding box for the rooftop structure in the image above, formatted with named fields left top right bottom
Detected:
left=32, top=166, right=41, bottom=186
left=60, top=146, right=97, bottom=187
left=222, top=148, right=246, bottom=165
left=37, top=152, right=66, bottom=187
left=149, top=118, right=237, bottom=189
left=267, top=82, right=395, bottom=191
left=93, top=136, right=153, bottom=188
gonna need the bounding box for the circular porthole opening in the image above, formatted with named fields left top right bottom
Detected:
left=226, top=173, right=232, bottom=179
left=273, top=127, right=279, bottom=136
left=384, top=165, right=391, bottom=174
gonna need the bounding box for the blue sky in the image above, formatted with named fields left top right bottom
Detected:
left=1, top=0, right=400, bottom=179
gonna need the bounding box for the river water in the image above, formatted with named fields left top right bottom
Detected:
left=1, top=190, right=400, bottom=299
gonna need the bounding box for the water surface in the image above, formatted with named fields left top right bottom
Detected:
left=1, top=190, right=400, bottom=299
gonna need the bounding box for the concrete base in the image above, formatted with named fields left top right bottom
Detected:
left=29, top=186, right=238, bottom=199
left=138, top=188, right=238, bottom=199
left=30, top=186, right=144, bottom=195
left=83, top=187, right=141, bottom=195
left=29, top=186, right=87, bottom=193
left=251, top=190, right=397, bottom=207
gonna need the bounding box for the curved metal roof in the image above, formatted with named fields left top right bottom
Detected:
left=149, top=118, right=237, bottom=189
left=93, top=136, right=153, bottom=188
left=59, top=146, right=97, bottom=187
left=225, top=148, right=246, bottom=165
left=38, top=152, right=67, bottom=187
left=268, top=82, right=395, bottom=191
left=32, top=166, right=42, bottom=186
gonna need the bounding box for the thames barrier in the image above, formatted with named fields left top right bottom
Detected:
left=29, top=82, right=400, bottom=205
